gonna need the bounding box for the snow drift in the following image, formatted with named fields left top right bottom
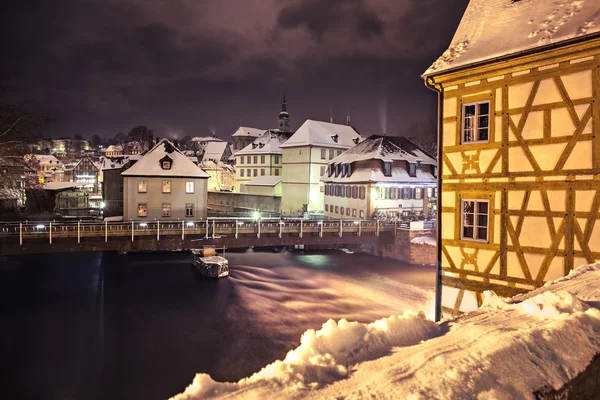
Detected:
left=172, top=263, right=600, bottom=399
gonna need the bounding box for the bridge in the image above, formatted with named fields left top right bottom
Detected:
left=0, top=218, right=407, bottom=255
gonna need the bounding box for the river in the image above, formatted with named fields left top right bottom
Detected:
left=0, top=249, right=435, bottom=400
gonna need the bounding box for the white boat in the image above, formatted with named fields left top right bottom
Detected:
left=192, top=248, right=229, bottom=278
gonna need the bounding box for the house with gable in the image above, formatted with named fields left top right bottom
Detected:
left=121, top=139, right=209, bottom=220
left=423, top=0, right=600, bottom=319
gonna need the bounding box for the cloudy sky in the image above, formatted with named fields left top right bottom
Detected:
left=1, top=0, right=469, bottom=140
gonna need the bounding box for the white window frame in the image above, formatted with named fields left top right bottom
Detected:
left=186, top=181, right=194, bottom=194
left=460, top=199, right=489, bottom=242
left=185, top=203, right=194, bottom=217
left=162, top=180, right=171, bottom=193
left=461, top=100, right=490, bottom=144
left=162, top=203, right=171, bottom=217
left=162, top=161, right=171, bottom=169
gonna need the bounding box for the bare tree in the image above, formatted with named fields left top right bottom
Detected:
left=401, top=120, right=438, bottom=156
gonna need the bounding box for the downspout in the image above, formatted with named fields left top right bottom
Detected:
left=307, top=145, right=313, bottom=213
left=424, top=75, right=443, bottom=322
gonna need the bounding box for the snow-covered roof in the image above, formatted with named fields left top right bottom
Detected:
left=201, top=141, right=229, bottom=162
left=100, top=156, right=133, bottom=170
left=200, top=160, right=235, bottom=172
left=232, top=126, right=266, bottom=138
left=322, top=166, right=436, bottom=185
left=121, top=139, right=209, bottom=178
left=424, top=0, right=600, bottom=76
left=31, top=155, right=61, bottom=164
left=280, top=120, right=363, bottom=149
left=106, top=145, right=123, bottom=152
left=42, top=182, right=79, bottom=191
left=245, top=175, right=282, bottom=187
left=191, top=136, right=224, bottom=143
left=235, top=130, right=293, bottom=156
left=330, top=135, right=436, bottom=165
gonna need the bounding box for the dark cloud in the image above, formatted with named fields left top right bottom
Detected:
left=277, top=0, right=384, bottom=40
left=1, top=0, right=469, bottom=139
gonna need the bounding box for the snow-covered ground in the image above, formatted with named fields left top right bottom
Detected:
left=410, top=236, right=437, bottom=246
left=172, top=263, right=600, bottom=399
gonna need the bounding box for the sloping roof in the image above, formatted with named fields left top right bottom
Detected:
left=191, top=136, right=224, bottom=143
left=232, top=126, right=266, bottom=138
left=235, top=130, right=293, bottom=156
left=43, top=182, right=79, bottom=191
left=121, top=139, right=209, bottom=178
left=100, top=156, right=132, bottom=170
left=322, top=166, right=436, bottom=185
left=280, top=119, right=363, bottom=149
left=201, top=141, right=229, bottom=162
left=200, top=160, right=235, bottom=172
left=106, top=145, right=123, bottom=152
left=424, top=0, right=600, bottom=76
left=330, top=135, right=437, bottom=165
left=32, top=155, right=61, bottom=164
left=245, top=175, right=282, bottom=186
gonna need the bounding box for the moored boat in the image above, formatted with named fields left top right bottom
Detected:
left=192, top=248, right=229, bottom=278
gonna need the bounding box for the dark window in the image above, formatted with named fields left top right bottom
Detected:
left=462, top=101, right=490, bottom=143
left=409, top=163, right=416, bottom=177
left=359, top=186, right=366, bottom=200
left=321, top=149, right=326, bottom=159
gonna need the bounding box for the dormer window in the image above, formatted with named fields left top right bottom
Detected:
left=331, top=134, right=339, bottom=143
left=160, top=155, right=173, bottom=170
left=342, top=163, right=347, bottom=176
left=335, top=163, right=340, bottom=177
left=409, top=163, right=416, bottom=177
left=352, top=138, right=359, bottom=144
left=383, top=162, right=392, bottom=177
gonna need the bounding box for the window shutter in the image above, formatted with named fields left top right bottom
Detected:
left=412, top=188, right=416, bottom=199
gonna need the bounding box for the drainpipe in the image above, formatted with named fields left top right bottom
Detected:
left=424, top=75, right=444, bottom=322
left=307, top=145, right=313, bottom=213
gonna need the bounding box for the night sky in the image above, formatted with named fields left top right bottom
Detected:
left=1, top=0, right=469, bottom=140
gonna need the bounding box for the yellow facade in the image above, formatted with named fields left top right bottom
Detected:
left=235, top=154, right=282, bottom=191
left=428, top=39, right=600, bottom=318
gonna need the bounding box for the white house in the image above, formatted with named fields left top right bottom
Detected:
left=201, top=141, right=232, bottom=163
left=322, top=135, right=437, bottom=219
left=231, top=127, right=266, bottom=153
left=280, top=119, right=363, bottom=214
left=121, top=139, right=209, bottom=220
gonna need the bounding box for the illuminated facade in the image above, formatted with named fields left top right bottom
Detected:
left=322, top=135, right=437, bottom=219
left=423, top=0, right=600, bottom=318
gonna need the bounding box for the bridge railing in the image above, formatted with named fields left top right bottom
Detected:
left=0, top=218, right=405, bottom=246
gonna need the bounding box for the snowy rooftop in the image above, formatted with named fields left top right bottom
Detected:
left=172, top=263, right=600, bottom=400
left=424, top=0, right=600, bottom=76
left=191, top=136, right=224, bottom=143
left=231, top=126, right=267, bottom=138
left=30, top=155, right=61, bottom=164
left=280, top=120, right=363, bottom=149
left=201, top=141, right=229, bottom=162
left=322, top=166, right=436, bottom=185
left=236, top=130, right=294, bottom=155
left=100, top=156, right=133, bottom=170
left=121, top=139, right=209, bottom=178
left=330, top=135, right=437, bottom=165
left=245, top=175, right=282, bottom=187
left=200, top=160, right=235, bottom=172
left=42, top=182, right=79, bottom=191
left=106, top=145, right=123, bottom=152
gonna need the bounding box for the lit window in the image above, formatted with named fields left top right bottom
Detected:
left=415, top=187, right=422, bottom=199
left=321, top=149, right=326, bottom=159
left=185, top=203, right=194, bottom=217
left=162, top=180, right=171, bottom=193
left=359, top=210, right=365, bottom=218
left=162, top=203, right=171, bottom=217
left=462, top=101, right=490, bottom=143
left=186, top=181, right=194, bottom=193
left=427, top=187, right=433, bottom=198
left=138, top=180, right=147, bottom=193
left=162, top=161, right=171, bottom=169
left=137, top=203, right=147, bottom=217
left=402, top=187, right=411, bottom=199
left=352, top=209, right=357, bottom=217
left=461, top=200, right=489, bottom=241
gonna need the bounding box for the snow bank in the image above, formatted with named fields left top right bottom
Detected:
left=410, top=236, right=436, bottom=246
left=171, top=312, right=439, bottom=399
left=172, top=263, right=600, bottom=400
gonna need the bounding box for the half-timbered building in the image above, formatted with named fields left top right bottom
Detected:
left=423, top=0, right=600, bottom=319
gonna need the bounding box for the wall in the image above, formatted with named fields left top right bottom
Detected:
left=381, top=228, right=436, bottom=265
left=207, top=191, right=281, bottom=213
left=235, top=153, right=281, bottom=190
left=123, top=177, right=208, bottom=220
left=435, top=40, right=600, bottom=318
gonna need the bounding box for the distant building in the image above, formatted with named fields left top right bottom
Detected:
left=231, top=127, right=265, bottom=153
left=124, top=141, right=143, bottom=156
left=241, top=175, right=282, bottom=197
left=200, top=160, right=236, bottom=192
left=100, top=156, right=140, bottom=217
left=24, top=154, right=63, bottom=183
left=322, top=135, right=437, bottom=220
left=201, top=141, right=232, bottom=164
left=234, top=130, right=293, bottom=191
left=280, top=120, right=363, bottom=214
left=63, top=156, right=100, bottom=194
left=122, top=139, right=209, bottom=220
left=105, top=145, right=124, bottom=158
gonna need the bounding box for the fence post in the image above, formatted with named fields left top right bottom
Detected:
left=131, top=221, right=134, bottom=242
left=300, top=220, right=303, bottom=238
left=19, top=223, right=22, bottom=246
left=182, top=220, right=185, bottom=240
left=257, top=219, right=261, bottom=239
left=279, top=220, right=283, bottom=238
left=77, top=220, right=81, bottom=244
left=319, top=221, right=323, bottom=238
left=235, top=220, right=238, bottom=239
left=358, top=220, right=361, bottom=237
left=205, top=219, right=209, bottom=239
left=339, top=219, right=342, bottom=237
left=212, top=219, right=216, bottom=239
left=376, top=219, right=380, bottom=237
left=157, top=220, right=160, bottom=241
left=394, top=220, right=397, bottom=236
left=49, top=221, right=52, bottom=244
left=105, top=221, right=108, bottom=242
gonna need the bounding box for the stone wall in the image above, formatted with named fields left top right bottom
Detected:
left=207, top=191, right=281, bottom=213
left=381, top=229, right=436, bottom=265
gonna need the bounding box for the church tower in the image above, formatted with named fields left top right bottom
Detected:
left=277, top=95, right=291, bottom=132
